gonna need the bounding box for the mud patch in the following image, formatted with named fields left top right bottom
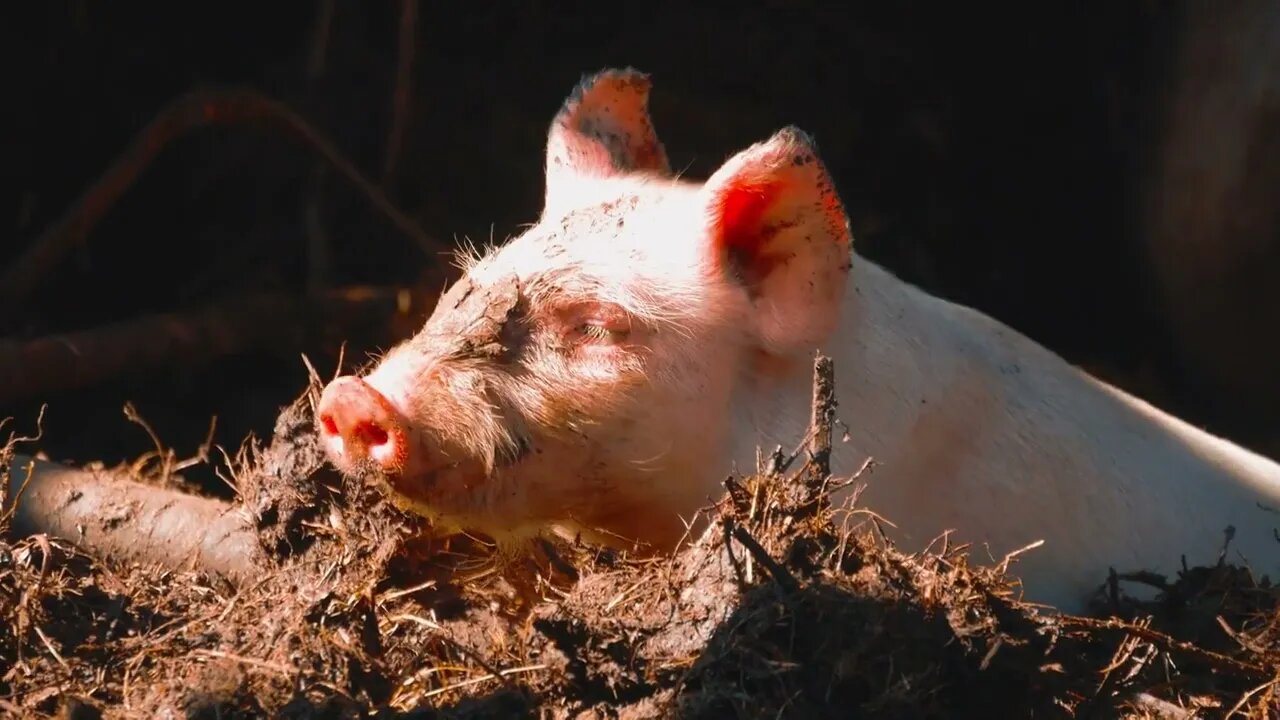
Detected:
left=3, top=365, right=1278, bottom=718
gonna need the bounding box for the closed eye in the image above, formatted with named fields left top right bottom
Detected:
left=557, top=302, right=633, bottom=347
left=574, top=319, right=630, bottom=343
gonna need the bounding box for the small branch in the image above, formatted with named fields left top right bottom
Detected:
left=726, top=519, right=799, bottom=593
left=3, top=453, right=265, bottom=585
left=784, top=353, right=836, bottom=512
left=0, top=286, right=411, bottom=406
left=1055, top=615, right=1269, bottom=679
left=382, top=0, right=420, bottom=187
left=1126, top=692, right=1198, bottom=720
left=440, top=633, right=517, bottom=694
left=805, top=354, right=836, bottom=493
left=0, top=86, right=445, bottom=322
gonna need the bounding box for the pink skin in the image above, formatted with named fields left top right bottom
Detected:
left=319, top=68, right=1280, bottom=615
left=317, top=67, right=851, bottom=554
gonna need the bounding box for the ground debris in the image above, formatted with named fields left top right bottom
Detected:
left=2, top=359, right=1279, bottom=718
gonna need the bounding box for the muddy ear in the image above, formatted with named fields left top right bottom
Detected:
left=701, top=127, right=853, bottom=356
left=544, top=68, right=671, bottom=213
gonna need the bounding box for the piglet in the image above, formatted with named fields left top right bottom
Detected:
left=317, top=67, right=1280, bottom=614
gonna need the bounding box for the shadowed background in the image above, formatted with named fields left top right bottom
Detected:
left=6, top=1, right=1279, bottom=496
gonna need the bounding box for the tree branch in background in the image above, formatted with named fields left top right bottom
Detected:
left=0, top=285, right=419, bottom=406
left=0, top=86, right=445, bottom=322
left=382, top=0, right=420, bottom=188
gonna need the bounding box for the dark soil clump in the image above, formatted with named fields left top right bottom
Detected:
left=4, top=366, right=1278, bottom=718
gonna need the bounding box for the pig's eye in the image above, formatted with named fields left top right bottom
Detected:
left=558, top=304, right=632, bottom=346
left=575, top=321, right=629, bottom=343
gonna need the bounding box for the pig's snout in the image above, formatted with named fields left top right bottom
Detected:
left=317, top=376, right=409, bottom=475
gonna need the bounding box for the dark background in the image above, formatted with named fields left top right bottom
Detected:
left=5, top=2, right=1276, bottom=496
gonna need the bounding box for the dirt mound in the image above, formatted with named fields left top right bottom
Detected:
left=3, top=361, right=1277, bottom=719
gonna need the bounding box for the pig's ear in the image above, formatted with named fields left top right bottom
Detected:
left=702, top=127, right=854, bottom=357
left=544, top=68, right=671, bottom=211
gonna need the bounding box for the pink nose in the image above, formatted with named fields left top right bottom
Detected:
left=316, top=376, right=408, bottom=474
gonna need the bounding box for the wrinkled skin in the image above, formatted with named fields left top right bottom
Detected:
left=317, top=67, right=851, bottom=553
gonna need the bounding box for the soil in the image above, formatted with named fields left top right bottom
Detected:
left=5, top=373, right=1279, bottom=718
left=5, top=3, right=1280, bottom=718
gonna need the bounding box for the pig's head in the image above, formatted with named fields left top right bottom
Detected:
left=316, top=68, right=852, bottom=552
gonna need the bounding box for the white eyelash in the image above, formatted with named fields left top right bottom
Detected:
left=576, top=322, right=628, bottom=343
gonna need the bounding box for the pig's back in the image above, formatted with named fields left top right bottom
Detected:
left=832, top=257, right=1280, bottom=610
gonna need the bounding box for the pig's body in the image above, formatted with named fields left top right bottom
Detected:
left=317, top=67, right=1280, bottom=615
left=736, top=257, right=1280, bottom=611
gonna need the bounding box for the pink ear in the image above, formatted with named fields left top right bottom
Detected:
left=544, top=68, right=671, bottom=210
left=703, top=127, right=853, bottom=355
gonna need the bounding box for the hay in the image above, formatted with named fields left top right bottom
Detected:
left=2, top=360, right=1277, bottom=718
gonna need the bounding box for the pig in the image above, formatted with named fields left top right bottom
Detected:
left=316, top=67, right=1280, bottom=615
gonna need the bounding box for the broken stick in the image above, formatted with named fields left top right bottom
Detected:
left=779, top=353, right=836, bottom=512
left=805, top=353, right=836, bottom=494
left=3, top=453, right=264, bottom=585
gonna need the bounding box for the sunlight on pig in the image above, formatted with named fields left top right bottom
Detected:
left=316, top=67, right=850, bottom=553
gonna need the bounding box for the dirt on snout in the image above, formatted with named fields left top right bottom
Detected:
left=2, top=373, right=1279, bottom=719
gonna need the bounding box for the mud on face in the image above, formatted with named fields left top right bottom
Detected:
left=320, top=198, right=742, bottom=552
left=317, top=67, right=854, bottom=553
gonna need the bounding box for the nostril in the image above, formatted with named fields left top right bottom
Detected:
left=316, top=376, right=406, bottom=472
left=319, top=413, right=339, bottom=436
left=355, top=421, right=390, bottom=448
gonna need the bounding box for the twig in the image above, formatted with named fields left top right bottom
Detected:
left=3, top=453, right=265, bottom=586
left=995, top=539, right=1045, bottom=576
left=1055, top=615, right=1269, bottom=679
left=0, top=409, right=46, bottom=526
left=122, top=401, right=217, bottom=481
left=440, top=634, right=515, bottom=693
left=32, top=624, right=69, bottom=671
left=382, top=0, right=420, bottom=187
left=419, top=664, right=546, bottom=700
left=1093, top=615, right=1149, bottom=708
left=1225, top=677, right=1280, bottom=718
left=190, top=648, right=296, bottom=676
left=722, top=516, right=751, bottom=588
left=785, top=353, right=836, bottom=513
left=0, top=285, right=406, bottom=406
left=0, top=87, right=444, bottom=321
left=1127, top=692, right=1199, bottom=720
left=377, top=578, right=437, bottom=604
left=726, top=519, right=799, bottom=593
left=806, top=353, right=836, bottom=491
